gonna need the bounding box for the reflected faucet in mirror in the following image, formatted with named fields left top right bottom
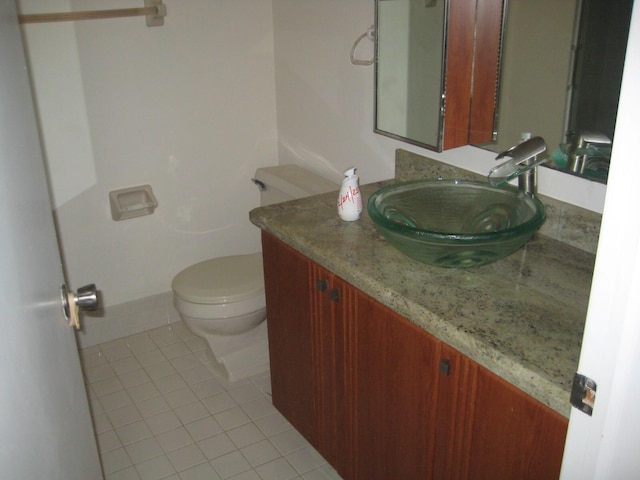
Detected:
left=562, top=131, right=612, bottom=178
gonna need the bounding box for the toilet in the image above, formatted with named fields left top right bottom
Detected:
left=172, top=165, right=337, bottom=382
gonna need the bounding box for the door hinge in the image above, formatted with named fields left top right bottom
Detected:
left=570, top=372, right=597, bottom=416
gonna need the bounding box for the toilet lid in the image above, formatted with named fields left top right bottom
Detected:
left=172, top=253, right=264, bottom=304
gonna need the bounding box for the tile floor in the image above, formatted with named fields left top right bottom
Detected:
left=80, top=321, right=343, bottom=480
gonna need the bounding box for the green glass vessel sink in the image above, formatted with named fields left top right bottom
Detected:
left=367, top=179, right=546, bottom=268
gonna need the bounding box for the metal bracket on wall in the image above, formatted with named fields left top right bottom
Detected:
left=570, top=372, right=597, bottom=416
left=144, top=0, right=166, bottom=27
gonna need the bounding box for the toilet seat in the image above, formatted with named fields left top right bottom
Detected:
left=172, top=253, right=264, bottom=305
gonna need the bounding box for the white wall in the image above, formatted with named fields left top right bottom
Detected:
left=21, top=1, right=278, bottom=311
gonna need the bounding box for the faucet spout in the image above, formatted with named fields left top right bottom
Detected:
left=488, top=136, right=548, bottom=196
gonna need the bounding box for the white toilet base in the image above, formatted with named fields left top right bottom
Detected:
left=201, top=321, right=270, bottom=382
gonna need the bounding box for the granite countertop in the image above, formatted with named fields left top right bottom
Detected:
left=250, top=178, right=595, bottom=418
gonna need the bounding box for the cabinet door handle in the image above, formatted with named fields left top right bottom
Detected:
left=439, top=358, right=451, bottom=376
left=316, top=279, right=328, bottom=292
left=329, top=288, right=340, bottom=302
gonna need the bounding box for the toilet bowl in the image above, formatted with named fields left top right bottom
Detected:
left=172, top=253, right=268, bottom=382
left=171, top=165, right=338, bottom=382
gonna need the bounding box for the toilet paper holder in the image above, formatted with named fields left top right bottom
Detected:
left=109, top=184, right=158, bottom=221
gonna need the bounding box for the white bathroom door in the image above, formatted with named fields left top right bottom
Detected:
left=0, top=2, right=102, bottom=479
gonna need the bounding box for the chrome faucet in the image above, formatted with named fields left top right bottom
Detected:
left=488, top=136, right=548, bottom=196
left=565, top=131, right=611, bottom=174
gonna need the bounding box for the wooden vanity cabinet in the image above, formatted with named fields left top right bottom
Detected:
left=262, top=232, right=567, bottom=479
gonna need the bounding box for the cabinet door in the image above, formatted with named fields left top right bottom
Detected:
left=462, top=364, right=568, bottom=480
left=262, top=233, right=316, bottom=443
left=311, top=266, right=355, bottom=477
left=433, top=344, right=478, bottom=480
left=354, top=291, right=441, bottom=480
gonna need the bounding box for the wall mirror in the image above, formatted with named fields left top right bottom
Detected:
left=375, top=0, right=447, bottom=151
left=375, top=0, right=633, bottom=185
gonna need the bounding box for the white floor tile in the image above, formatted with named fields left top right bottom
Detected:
left=145, top=360, right=178, bottom=381
left=214, top=406, right=252, bottom=431
left=102, top=447, right=133, bottom=475
left=85, top=362, right=116, bottom=383
left=83, top=322, right=343, bottom=480
left=171, top=353, right=202, bottom=372
left=227, top=423, right=265, bottom=449
left=202, top=392, right=238, bottom=416
left=254, top=457, right=299, bottom=480
left=106, top=465, right=142, bottom=480
left=156, top=426, right=194, bottom=453
left=166, top=443, right=207, bottom=472
left=286, top=445, right=327, bottom=474
left=198, top=432, right=237, bottom=460
left=127, top=381, right=162, bottom=403
left=240, top=439, right=281, bottom=468
left=184, top=416, right=223, bottom=441
left=190, top=378, right=226, bottom=399
left=135, top=454, right=176, bottom=480
left=228, top=470, right=261, bottom=480
left=270, top=428, right=309, bottom=455
left=211, top=450, right=252, bottom=479
left=154, top=373, right=188, bottom=394
left=174, top=401, right=209, bottom=425
left=254, top=412, right=292, bottom=437
left=107, top=404, right=143, bottom=428
left=101, top=389, right=133, bottom=412
left=135, top=349, right=167, bottom=367
left=178, top=462, right=221, bottom=480
left=116, top=419, right=154, bottom=446
left=302, top=465, right=343, bottom=480
left=146, top=410, right=182, bottom=435
left=162, top=342, right=193, bottom=360
left=120, top=368, right=152, bottom=389
left=101, top=340, right=134, bottom=363
left=111, top=356, right=144, bottom=376
left=136, top=395, right=171, bottom=419
left=164, top=386, right=198, bottom=409
left=92, top=412, right=113, bottom=434
left=97, top=429, right=123, bottom=454
left=93, top=375, right=125, bottom=397
left=228, top=383, right=264, bottom=405
left=125, top=436, right=164, bottom=464
left=240, top=397, right=277, bottom=421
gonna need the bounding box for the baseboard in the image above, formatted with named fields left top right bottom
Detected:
left=75, top=291, right=181, bottom=349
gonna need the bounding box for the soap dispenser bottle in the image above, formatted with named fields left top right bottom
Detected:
left=337, top=167, right=362, bottom=221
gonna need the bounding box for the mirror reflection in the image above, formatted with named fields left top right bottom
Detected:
left=477, top=0, right=633, bottom=184
left=374, top=0, right=633, bottom=185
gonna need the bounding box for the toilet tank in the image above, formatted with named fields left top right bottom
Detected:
left=253, top=165, right=338, bottom=206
